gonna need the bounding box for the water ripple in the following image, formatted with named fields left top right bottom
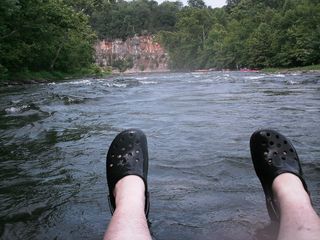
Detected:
left=0, top=72, right=319, bottom=239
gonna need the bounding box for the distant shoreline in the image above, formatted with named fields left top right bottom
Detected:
left=1, top=65, right=320, bottom=87
left=261, top=64, right=320, bottom=74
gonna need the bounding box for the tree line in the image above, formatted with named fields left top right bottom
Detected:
left=90, top=0, right=182, bottom=40
left=158, top=0, right=320, bottom=70
left=0, top=0, right=183, bottom=80
left=0, top=0, right=96, bottom=80
left=1, top=0, right=320, bottom=80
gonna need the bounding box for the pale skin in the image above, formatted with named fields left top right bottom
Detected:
left=273, top=173, right=320, bottom=240
left=104, top=174, right=320, bottom=240
left=103, top=175, right=152, bottom=240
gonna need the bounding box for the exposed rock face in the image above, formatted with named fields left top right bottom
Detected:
left=95, top=35, right=169, bottom=73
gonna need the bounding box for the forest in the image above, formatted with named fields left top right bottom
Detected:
left=158, top=0, right=320, bottom=70
left=1, top=0, right=320, bottom=80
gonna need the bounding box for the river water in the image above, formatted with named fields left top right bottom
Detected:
left=0, top=72, right=319, bottom=240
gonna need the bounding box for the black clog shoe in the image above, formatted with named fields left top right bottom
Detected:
left=250, top=129, right=309, bottom=221
left=106, top=129, right=150, bottom=216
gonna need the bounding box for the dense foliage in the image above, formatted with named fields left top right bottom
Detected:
left=90, top=0, right=182, bottom=40
left=0, top=0, right=183, bottom=80
left=0, top=0, right=96, bottom=80
left=159, top=0, right=320, bottom=70
left=1, top=0, right=320, bottom=80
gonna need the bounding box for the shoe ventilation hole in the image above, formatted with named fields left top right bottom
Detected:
left=284, top=140, right=287, bottom=144
left=136, top=140, right=140, bottom=144
left=110, top=164, right=113, bottom=168
left=121, top=147, right=126, bottom=151
left=281, top=156, right=286, bottom=160
left=129, top=133, right=134, bottom=137
left=289, top=148, right=294, bottom=152
left=136, top=150, right=140, bottom=154
left=111, top=154, right=115, bottom=158
left=268, top=159, right=272, bottom=164
left=128, top=144, right=133, bottom=148
left=136, top=159, right=139, bottom=162
left=117, top=154, right=122, bottom=158
left=262, top=140, right=267, bottom=146
left=128, top=152, right=132, bottom=156
left=269, top=141, right=274, bottom=146
left=276, top=135, right=279, bottom=139
left=273, top=152, right=278, bottom=156
left=283, top=151, right=287, bottom=155
left=266, top=133, right=270, bottom=137
left=264, top=151, right=268, bottom=156
left=277, top=143, right=281, bottom=148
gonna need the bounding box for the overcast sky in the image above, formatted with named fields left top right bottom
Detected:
left=156, top=0, right=227, bottom=8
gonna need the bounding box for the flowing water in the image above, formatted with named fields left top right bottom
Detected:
left=0, top=72, right=319, bottom=240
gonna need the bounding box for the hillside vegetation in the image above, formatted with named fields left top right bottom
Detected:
left=1, top=0, right=319, bottom=81
left=158, top=0, right=320, bottom=70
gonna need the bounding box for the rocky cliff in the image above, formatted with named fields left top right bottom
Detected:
left=95, top=35, right=169, bottom=73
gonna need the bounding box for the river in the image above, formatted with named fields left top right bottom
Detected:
left=0, top=71, right=319, bottom=240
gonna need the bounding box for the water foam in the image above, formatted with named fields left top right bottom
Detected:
left=140, top=80, right=158, bottom=85
left=244, top=75, right=265, bottom=80
left=5, top=105, right=29, bottom=114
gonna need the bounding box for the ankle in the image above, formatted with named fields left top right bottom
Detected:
left=114, top=175, right=146, bottom=211
left=272, top=173, right=310, bottom=205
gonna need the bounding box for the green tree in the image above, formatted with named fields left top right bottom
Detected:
left=0, top=0, right=96, bottom=80
left=203, top=24, right=228, bottom=69
left=90, top=0, right=183, bottom=40
left=188, top=0, right=206, bottom=9
left=159, top=6, right=214, bottom=69
left=153, top=1, right=182, bottom=32
left=246, top=23, right=275, bottom=68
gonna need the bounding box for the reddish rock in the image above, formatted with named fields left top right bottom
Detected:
left=95, top=35, right=169, bottom=73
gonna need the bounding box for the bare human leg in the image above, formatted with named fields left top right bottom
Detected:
left=250, top=129, right=320, bottom=240
left=105, top=129, right=151, bottom=240
left=272, top=173, right=320, bottom=240
left=104, top=175, right=152, bottom=240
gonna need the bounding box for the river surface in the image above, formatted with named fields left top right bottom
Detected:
left=0, top=71, right=319, bottom=240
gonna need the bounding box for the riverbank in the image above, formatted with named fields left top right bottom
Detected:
left=0, top=66, right=112, bottom=87
left=262, top=64, right=320, bottom=73
left=2, top=64, right=320, bottom=87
